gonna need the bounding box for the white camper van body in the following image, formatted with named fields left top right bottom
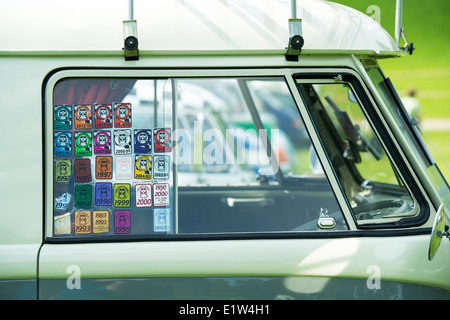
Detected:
left=0, top=0, right=449, bottom=299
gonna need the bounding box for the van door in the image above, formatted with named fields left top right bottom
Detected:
left=38, top=69, right=448, bottom=299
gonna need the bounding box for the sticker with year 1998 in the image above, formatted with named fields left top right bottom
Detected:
left=114, top=211, right=131, bottom=234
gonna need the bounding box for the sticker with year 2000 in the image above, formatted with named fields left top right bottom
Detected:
left=75, top=210, right=91, bottom=234
left=153, top=182, right=170, bottom=207
left=135, top=184, right=152, bottom=208
left=114, top=183, right=130, bottom=207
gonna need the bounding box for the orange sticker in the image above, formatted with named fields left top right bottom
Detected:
left=74, top=104, right=92, bottom=129
left=96, top=156, right=113, bottom=179
left=114, top=103, right=132, bottom=128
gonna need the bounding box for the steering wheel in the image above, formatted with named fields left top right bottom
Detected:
left=353, top=199, right=407, bottom=220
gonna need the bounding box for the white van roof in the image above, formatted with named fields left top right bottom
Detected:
left=0, top=0, right=401, bottom=57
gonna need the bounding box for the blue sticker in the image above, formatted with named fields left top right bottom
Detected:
left=95, top=182, right=112, bottom=206
left=54, top=132, right=72, bottom=156
left=134, top=129, right=152, bottom=154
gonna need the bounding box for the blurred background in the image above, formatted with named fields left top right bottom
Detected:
left=330, top=0, right=450, bottom=181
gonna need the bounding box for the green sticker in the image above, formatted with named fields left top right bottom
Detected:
left=75, top=132, right=92, bottom=156
left=74, top=184, right=92, bottom=208
left=54, top=105, right=72, bottom=130
left=114, top=183, right=131, bottom=207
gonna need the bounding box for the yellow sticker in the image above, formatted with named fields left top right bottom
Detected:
left=114, top=184, right=131, bottom=207
left=75, top=210, right=91, bottom=234
left=134, top=155, right=152, bottom=180
left=93, top=210, right=109, bottom=234
left=55, top=159, right=71, bottom=183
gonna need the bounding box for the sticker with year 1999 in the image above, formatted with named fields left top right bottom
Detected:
left=114, top=183, right=130, bottom=207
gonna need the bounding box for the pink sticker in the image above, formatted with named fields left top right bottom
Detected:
left=135, top=184, right=152, bottom=208
left=114, top=211, right=131, bottom=234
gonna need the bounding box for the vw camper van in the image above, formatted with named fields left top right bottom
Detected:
left=0, top=0, right=449, bottom=300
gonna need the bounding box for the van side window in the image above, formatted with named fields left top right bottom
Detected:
left=50, top=76, right=347, bottom=240
left=297, top=80, right=418, bottom=227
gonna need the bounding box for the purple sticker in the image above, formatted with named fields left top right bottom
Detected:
left=114, top=210, right=130, bottom=234
left=94, top=130, right=112, bottom=155
left=95, top=182, right=112, bottom=206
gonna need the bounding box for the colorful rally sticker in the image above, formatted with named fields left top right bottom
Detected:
left=74, top=159, right=92, bottom=183
left=75, top=210, right=91, bottom=234
left=54, top=132, right=72, bottom=156
left=94, top=130, right=112, bottom=155
left=96, top=156, right=113, bottom=179
left=114, top=210, right=131, bottom=234
left=75, top=132, right=92, bottom=156
left=95, top=182, right=112, bottom=206
left=115, top=156, right=133, bottom=180
left=94, top=104, right=113, bottom=128
left=114, top=183, right=131, bottom=207
left=134, top=155, right=152, bottom=180
left=93, top=210, right=109, bottom=234
left=154, top=208, right=171, bottom=232
left=55, top=159, right=71, bottom=183
left=74, top=184, right=92, bottom=209
left=54, top=105, right=72, bottom=130
left=54, top=212, right=71, bottom=235
left=114, top=129, right=132, bottom=154
left=134, top=129, right=152, bottom=154
left=153, top=155, right=170, bottom=180
left=54, top=193, right=71, bottom=211
left=153, top=128, right=172, bottom=153
left=74, top=104, right=92, bottom=129
left=114, top=103, right=132, bottom=128
left=153, top=182, right=170, bottom=207
left=135, top=184, right=152, bottom=208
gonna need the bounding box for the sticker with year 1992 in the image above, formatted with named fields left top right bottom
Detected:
left=55, top=159, right=71, bottom=183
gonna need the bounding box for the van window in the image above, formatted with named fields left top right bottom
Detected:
left=50, top=76, right=347, bottom=240
left=297, top=79, right=418, bottom=226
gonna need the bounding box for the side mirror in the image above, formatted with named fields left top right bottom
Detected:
left=428, top=204, right=450, bottom=260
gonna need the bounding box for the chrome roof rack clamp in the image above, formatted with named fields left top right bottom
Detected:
left=285, top=0, right=304, bottom=62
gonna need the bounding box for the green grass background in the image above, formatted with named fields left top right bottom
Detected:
left=330, top=0, right=450, bottom=180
